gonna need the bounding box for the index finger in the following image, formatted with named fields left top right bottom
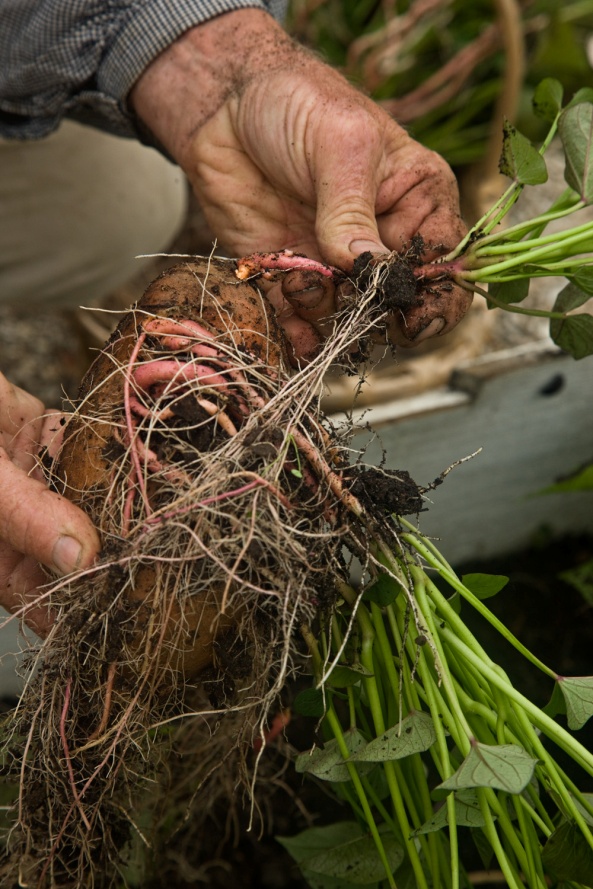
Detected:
left=280, top=268, right=338, bottom=328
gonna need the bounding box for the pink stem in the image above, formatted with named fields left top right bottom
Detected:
left=219, top=364, right=268, bottom=411
left=128, top=392, right=175, bottom=421
left=142, top=475, right=293, bottom=530
left=133, top=359, right=231, bottom=394
left=413, top=258, right=461, bottom=280
left=253, top=708, right=291, bottom=752
left=236, top=250, right=337, bottom=280
left=123, top=331, right=152, bottom=517
left=122, top=482, right=136, bottom=538
left=290, top=426, right=364, bottom=519
left=87, top=663, right=117, bottom=743
left=60, top=679, right=91, bottom=831
left=143, top=316, right=220, bottom=356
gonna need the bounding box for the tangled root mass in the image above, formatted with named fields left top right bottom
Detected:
left=0, top=256, right=424, bottom=888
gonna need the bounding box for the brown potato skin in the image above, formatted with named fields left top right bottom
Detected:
left=59, top=258, right=285, bottom=495
left=55, top=258, right=286, bottom=678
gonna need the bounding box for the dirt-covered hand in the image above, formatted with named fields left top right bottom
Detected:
left=130, top=9, right=472, bottom=358
left=0, top=374, right=100, bottom=635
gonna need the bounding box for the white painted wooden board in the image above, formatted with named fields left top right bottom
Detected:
left=0, top=623, right=38, bottom=698
left=2, top=341, right=592, bottom=697
left=338, top=341, right=593, bottom=566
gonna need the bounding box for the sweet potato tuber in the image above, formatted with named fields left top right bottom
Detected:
left=3, top=255, right=350, bottom=888
left=55, top=257, right=287, bottom=678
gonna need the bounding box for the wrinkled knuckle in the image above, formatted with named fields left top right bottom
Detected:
left=0, top=496, right=18, bottom=545
left=11, top=502, right=36, bottom=554
left=318, top=194, right=374, bottom=233
left=283, top=269, right=327, bottom=294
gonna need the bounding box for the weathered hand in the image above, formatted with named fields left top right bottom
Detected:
left=0, top=374, right=100, bottom=636
left=131, top=9, right=471, bottom=360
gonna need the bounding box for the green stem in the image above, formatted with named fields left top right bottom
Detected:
left=522, top=257, right=593, bottom=274
left=404, top=533, right=558, bottom=680
left=509, top=702, right=593, bottom=851
left=369, top=602, right=439, bottom=853
left=360, top=774, right=399, bottom=837
left=472, top=214, right=593, bottom=258
left=513, top=793, right=546, bottom=887
left=386, top=606, right=421, bottom=710
left=417, top=646, right=460, bottom=889
left=440, top=627, right=593, bottom=779
left=352, top=604, right=440, bottom=885
left=359, top=611, right=430, bottom=889
left=461, top=223, right=593, bottom=280
left=411, top=569, right=474, bottom=746
left=477, top=789, right=524, bottom=889
left=302, top=623, right=401, bottom=885
left=477, top=285, right=567, bottom=318
left=445, top=112, right=561, bottom=261
left=444, top=641, right=496, bottom=712
left=483, top=787, right=534, bottom=880
left=444, top=181, right=519, bottom=261
left=346, top=685, right=357, bottom=731
left=474, top=198, right=586, bottom=248
left=325, top=707, right=398, bottom=889
left=337, top=582, right=431, bottom=888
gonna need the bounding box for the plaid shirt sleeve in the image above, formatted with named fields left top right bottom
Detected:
left=0, top=0, right=288, bottom=140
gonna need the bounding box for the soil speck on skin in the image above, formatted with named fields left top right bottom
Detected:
left=349, top=466, right=423, bottom=516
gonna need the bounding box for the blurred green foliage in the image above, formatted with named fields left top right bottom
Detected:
left=288, top=0, right=593, bottom=169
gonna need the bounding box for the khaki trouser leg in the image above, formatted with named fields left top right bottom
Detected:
left=0, top=121, right=188, bottom=308
left=0, top=123, right=188, bottom=695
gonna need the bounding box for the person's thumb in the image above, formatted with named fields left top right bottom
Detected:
left=316, top=195, right=387, bottom=270
left=313, top=143, right=388, bottom=269
left=0, top=450, right=100, bottom=576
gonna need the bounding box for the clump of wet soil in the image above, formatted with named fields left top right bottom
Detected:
left=349, top=466, right=424, bottom=516
left=350, top=235, right=427, bottom=315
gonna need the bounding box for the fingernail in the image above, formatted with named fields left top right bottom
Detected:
left=349, top=240, right=387, bottom=257
left=53, top=535, right=83, bottom=575
left=414, top=317, right=446, bottom=342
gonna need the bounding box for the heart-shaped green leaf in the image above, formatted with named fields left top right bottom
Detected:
left=487, top=279, right=530, bottom=308
left=363, top=573, right=400, bottom=606
left=326, top=663, right=374, bottom=689
left=560, top=103, right=593, bottom=202
left=557, top=676, right=593, bottom=729
left=499, top=120, right=548, bottom=185
left=553, top=280, right=593, bottom=313
left=532, top=78, right=563, bottom=122
left=566, top=88, right=593, bottom=110
left=572, top=792, right=593, bottom=826
left=349, top=711, right=436, bottom=763
left=294, top=688, right=325, bottom=718
left=296, top=729, right=373, bottom=782
left=569, top=266, right=593, bottom=296
left=305, top=827, right=404, bottom=885
left=542, top=820, right=593, bottom=884
left=278, top=823, right=381, bottom=889
left=412, top=789, right=489, bottom=836
left=462, top=574, right=509, bottom=600
left=550, top=310, right=593, bottom=359
left=434, top=743, right=537, bottom=797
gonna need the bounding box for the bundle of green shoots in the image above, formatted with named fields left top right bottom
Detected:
left=278, top=80, right=593, bottom=889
